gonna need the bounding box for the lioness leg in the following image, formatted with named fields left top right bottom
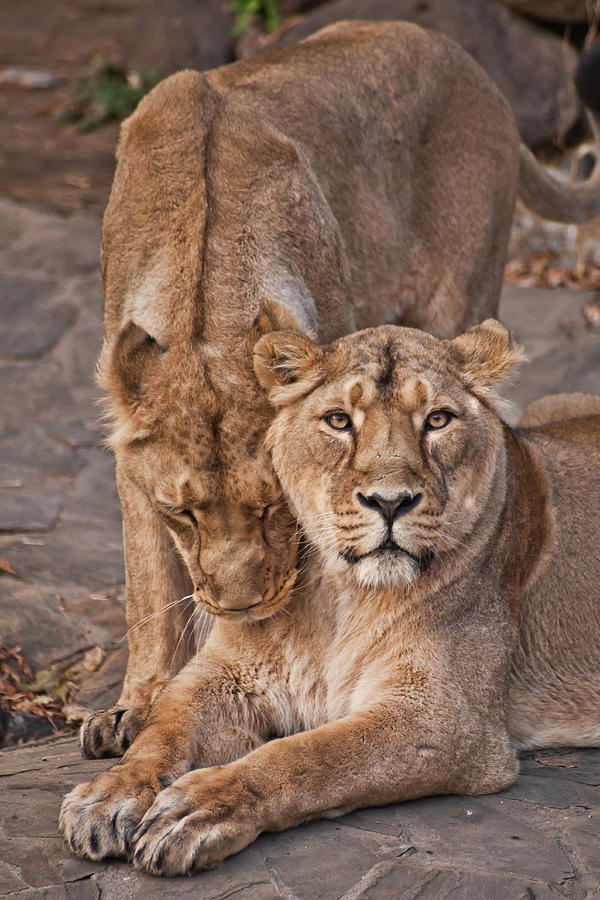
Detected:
left=132, top=704, right=518, bottom=876
left=62, top=651, right=275, bottom=860
left=81, top=468, right=195, bottom=759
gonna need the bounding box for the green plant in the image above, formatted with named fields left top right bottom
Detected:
left=230, top=0, right=279, bottom=37
left=59, top=57, right=159, bottom=132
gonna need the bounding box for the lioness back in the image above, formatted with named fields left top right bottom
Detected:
left=508, top=414, right=600, bottom=749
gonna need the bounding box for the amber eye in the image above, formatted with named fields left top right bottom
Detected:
left=424, top=410, right=453, bottom=431
left=324, top=411, right=352, bottom=431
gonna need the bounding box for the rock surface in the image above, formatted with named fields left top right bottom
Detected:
left=1, top=736, right=600, bottom=897
left=500, top=0, right=592, bottom=22
left=0, top=193, right=599, bottom=893
left=263, top=0, right=581, bottom=149
left=0, top=0, right=233, bottom=217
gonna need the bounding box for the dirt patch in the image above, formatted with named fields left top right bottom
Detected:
left=0, top=0, right=234, bottom=216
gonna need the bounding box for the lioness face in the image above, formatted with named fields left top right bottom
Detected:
left=255, top=321, right=522, bottom=590
left=125, top=430, right=298, bottom=620
left=103, top=324, right=298, bottom=620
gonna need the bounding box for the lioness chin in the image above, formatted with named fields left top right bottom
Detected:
left=61, top=320, right=600, bottom=876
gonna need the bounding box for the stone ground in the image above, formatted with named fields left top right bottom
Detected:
left=1, top=197, right=600, bottom=896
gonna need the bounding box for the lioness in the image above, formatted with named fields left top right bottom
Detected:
left=86, top=20, right=600, bottom=758
left=61, top=320, right=600, bottom=875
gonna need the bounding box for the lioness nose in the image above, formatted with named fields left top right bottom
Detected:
left=358, top=491, right=421, bottom=521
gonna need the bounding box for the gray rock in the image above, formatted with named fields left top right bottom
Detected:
left=98, top=0, right=235, bottom=76
left=500, top=284, right=600, bottom=414
left=500, top=0, right=591, bottom=22
left=0, top=276, right=76, bottom=359
left=0, top=68, right=58, bottom=88
left=0, top=736, right=598, bottom=897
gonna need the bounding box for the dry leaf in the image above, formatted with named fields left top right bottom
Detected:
left=63, top=704, right=91, bottom=724
left=583, top=298, right=600, bottom=328
left=0, top=559, right=18, bottom=578
left=82, top=645, right=105, bottom=672
left=534, top=752, right=576, bottom=768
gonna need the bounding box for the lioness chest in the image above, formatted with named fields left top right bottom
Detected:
left=218, top=588, right=437, bottom=736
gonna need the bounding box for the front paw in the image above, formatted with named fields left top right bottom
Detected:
left=59, top=766, right=156, bottom=861
left=80, top=705, right=146, bottom=759
left=132, top=768, right=261, bottom=876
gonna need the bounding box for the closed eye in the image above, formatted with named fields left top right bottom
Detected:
left=159, top=505, right=198, bottom=525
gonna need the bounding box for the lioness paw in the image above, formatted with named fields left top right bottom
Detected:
left=59, top=768, right=156, bottom=861
left=132, top=770, right=259, bottom=875
left=80, top=705, right=146, bottom=759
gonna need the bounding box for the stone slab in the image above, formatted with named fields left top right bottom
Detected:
left=0, top=737, right=598, bottom=898
left=0, top=275, right=76, bottom=360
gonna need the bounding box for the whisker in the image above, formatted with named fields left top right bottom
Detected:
left=119, top=593, right=195, bottom=643
left=168, top=599, right=197, bottom=671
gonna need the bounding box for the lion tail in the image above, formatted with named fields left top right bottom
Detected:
left=517, top=43, right=600, bottom=224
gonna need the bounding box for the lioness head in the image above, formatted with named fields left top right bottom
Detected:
left=99, top=311, right=300, bottom=620
left=254, top=320, right=523, bottom=590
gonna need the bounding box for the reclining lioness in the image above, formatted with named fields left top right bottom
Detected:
left=87, top=20, right=600, bottom=758
left=61, top=320, right=600, bottom=875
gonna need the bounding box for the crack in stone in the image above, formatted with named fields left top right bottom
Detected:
left=1, top=870, right=102, bottom=897
left=0, top=768, right=47, bottom=778
left=263, top=859, right=302, bottom=900
left=507, top=796, right=596, bottom=812
left=211, top=881, right=273, bottom=900
left=0, top=508, right=64, bottom=535
left=337, top=849, right=415, bottom=900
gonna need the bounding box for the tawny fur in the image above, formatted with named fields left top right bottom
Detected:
left=61, top=322, right=600, bottom=876
left=85, top=20, right=600, bottom=758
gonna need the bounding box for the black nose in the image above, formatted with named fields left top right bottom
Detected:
left=357, top=491, right=421, bottom=521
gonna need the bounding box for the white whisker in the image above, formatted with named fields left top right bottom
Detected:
left=119, top=592, right=195, bottom=643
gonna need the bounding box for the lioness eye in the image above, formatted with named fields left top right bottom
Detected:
left=324, top=411, right=352, bottom=431
left=161, top=505, right=197, bottom=525
left=424, top=410, right=453, bottom=431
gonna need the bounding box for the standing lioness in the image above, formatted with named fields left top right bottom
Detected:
left=87, top=20, right=600, bottom=758
left=61, top=321, right=600, bottom=875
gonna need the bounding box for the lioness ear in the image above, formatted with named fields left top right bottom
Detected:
left=96, top=321, right=163, bottom=447
left=253, top=330, right=324, bottom=406
left=98, top=320, right=163, bottom=400
left=446, top=319, right=525, bottom=403
left=253, top=299, right=312, bottom=338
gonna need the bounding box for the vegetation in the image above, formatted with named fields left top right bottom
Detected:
left=59, top=57, right=158, bottom=132
left=230, top=0, right=280, bottom=37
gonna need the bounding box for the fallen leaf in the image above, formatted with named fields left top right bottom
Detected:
left=583, top=298, right=600, bottom=328
left=534, top=752, right=577, bottom=768
left=82, top=645, right=105, bottom=672
left=63, top=704, right=91, bottom=724
left=0, top=560, right=18, bottom=578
